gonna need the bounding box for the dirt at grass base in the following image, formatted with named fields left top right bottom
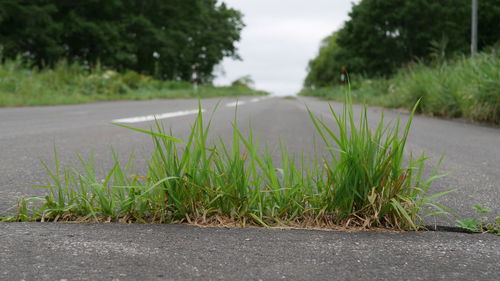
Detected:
left=17, top=212, right=408, bottom=233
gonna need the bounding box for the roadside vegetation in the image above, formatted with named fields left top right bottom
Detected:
left=0, top=1, right=255, bottom=106
left=3, top=93, right=450, bottom=231
left=0, top=57, right=267, bottom=107
left=300, top=53, right=500, bottom=124
left=302, top=0, right=499, bottom=125
left=0, top=1, right=243, bottom=82
left=456, top=206, right=500, bottom=235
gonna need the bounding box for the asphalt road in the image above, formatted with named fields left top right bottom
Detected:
left=1, top=97, right=499, bottom=280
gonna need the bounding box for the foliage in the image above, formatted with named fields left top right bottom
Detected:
left=0, top=0, right=243, bottom=82
left=305, top=0, right=500, bottom=86
left=456, top=206, right=500, bottom=235
left=305, top=32, right=343, bottom=88
left=304, top=32, right=365, bottom=89
left=0, top=56, right=267, bottom=107
left=3, top=95, right=449, bottom=231
left=387, top=54, right=499, bottom=123
left=300, top=53, right=500, bottom=124
left=231, top=75, right=255, bottom=88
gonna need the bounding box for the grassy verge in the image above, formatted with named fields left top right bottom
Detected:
left=300, top=53, right=499, bottom=124
left=3, top=92, right=450, bottom=231
left=456, top=205, right=500, bottom=235
left=0, top=57, right=268, bottom=107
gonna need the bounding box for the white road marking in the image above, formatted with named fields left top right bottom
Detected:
left=254, top=96, right=274, bottom=102
left=249, top=97, right=270, bottom=102
left=115, top=97, right=273, bottom=123
left=112, top=109, right=204, bottom=124
left=225, top=96, right=272, bottom=107
left=225, top=100, right=247, bottom=107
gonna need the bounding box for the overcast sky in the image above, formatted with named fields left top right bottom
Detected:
left=213, top=0, right=357, bottom=96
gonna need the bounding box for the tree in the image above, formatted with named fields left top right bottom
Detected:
left=304, top=32, right=364, bottom=88
left=305, top=0, right=500, bottom=87
left=0, top=0, right=243, bottom=82
left=231, top=75, right=255, bottom=88
left=0, top=1, right=63, bottom=63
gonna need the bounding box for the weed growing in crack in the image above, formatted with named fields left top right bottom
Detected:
left=4, top=94, right=450, bottom=230
left=456, top=205, right=500, bottom=235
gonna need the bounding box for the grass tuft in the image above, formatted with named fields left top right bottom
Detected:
left=3, top=91, right=449, bottom=230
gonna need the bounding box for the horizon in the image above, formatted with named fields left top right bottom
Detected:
left=213, top=0, right=357, bottom=96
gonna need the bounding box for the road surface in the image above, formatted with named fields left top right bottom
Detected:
left=1, top=97, right=499, bottom=280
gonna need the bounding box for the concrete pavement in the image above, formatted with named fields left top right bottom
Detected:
left=1, top=97, right=499, bottom=280
left=1, top=222, right=499, bottom=281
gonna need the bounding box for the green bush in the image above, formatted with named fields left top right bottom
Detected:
left=0, top=57, right=267, bottom=107
left=300, top=53, right=500, bottom=124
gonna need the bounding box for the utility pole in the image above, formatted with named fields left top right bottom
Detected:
left=471, top=0, right=478, bottom=55
left=191, top=65, right=198, bottom=92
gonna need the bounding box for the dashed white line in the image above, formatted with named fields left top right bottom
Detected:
left=112, top=109, right=204, bottom=124
left=113, top=96, right=272, bottom=124
left=225, top=100, right=247, bottom=107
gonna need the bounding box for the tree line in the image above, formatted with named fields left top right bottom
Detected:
left=305, top=0, right=499, bottom=88
left=0, top=0, right=243, bottom=82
